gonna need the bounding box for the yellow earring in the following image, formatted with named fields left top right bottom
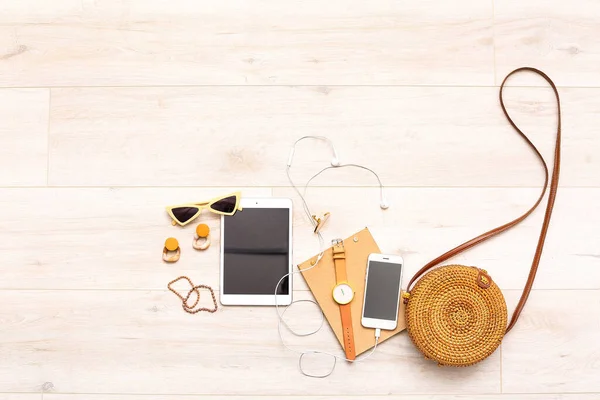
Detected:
left=163, top=237, right=181, bottom=263
left=193, top=224, right=211, bottom=250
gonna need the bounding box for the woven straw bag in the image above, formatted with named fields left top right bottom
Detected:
left=403, top=67, right=562, bottom=367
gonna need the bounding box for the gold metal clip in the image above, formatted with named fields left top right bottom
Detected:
left=312, top=212, right=330, bottom=234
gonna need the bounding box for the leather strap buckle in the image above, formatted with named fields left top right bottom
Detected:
left=332, top=239, right=345, bottom=259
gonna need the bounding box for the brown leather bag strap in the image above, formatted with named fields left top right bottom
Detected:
left=406, top=67, right=561, bottom=334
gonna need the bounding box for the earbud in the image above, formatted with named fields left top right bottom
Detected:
left=330, top=144, right=341, bottom=166
left=380, top=194, right=390, bottom=210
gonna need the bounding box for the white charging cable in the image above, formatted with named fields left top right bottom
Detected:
left=274, top=137, right=387, bottom=377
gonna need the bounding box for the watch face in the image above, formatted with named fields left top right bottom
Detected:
left=333, top=283, right=354, bottom=305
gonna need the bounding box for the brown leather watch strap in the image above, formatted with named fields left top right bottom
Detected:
left=340, top=303, right=356, bottom=360
left=407, top=67, right=561, bottom=334
left=333, top=240, right=348, bottom=283
left=332, top=239, right=356, bottom=360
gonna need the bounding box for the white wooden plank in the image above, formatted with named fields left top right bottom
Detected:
left=494, top=0, right=600, bottom=87
left=0, top=0, right=493, bottom=87
left=276, top=187, right=600, bottom=291
left=497, top=85, right=598, bottom=190
left=502, top=290, right=600, bottom=393
left=48, top=86, right=590, bottom=187
left=1, top=187, right=596, bottom=291
left=0, top=89, right=48, bottom=186
left=0, top=187, right=269, bottom=290
left=0, top=395, right=40, bottom=400
left=42, top=395, right=600, bottom=400
left=0, top=290, right=500, bottom=395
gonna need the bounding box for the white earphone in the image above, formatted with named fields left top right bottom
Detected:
left=275, top=136, right=389, bottom=378
left=286, top=136, right=390, bottom=210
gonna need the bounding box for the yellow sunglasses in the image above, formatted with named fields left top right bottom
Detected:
left=166, top=192, right=243, bottom=226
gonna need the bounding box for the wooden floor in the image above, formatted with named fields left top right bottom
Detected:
left=1, top=0, right=599, bottom=399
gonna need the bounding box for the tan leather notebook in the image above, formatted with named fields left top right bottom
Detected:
left=298, top=227, right=406, bottom=356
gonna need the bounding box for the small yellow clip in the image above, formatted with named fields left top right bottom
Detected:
left=312, top=212, right=330, bottom=234
left=401, top=291, right=411, bottom=304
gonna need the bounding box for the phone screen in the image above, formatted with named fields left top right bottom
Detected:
left=363, top=260, right=403, bottom=321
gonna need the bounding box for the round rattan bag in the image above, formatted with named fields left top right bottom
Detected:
left=402, top=67, right=562, bottom=367
left=404, top=265, right=507, bottom=366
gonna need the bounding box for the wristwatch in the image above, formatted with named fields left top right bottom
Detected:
left=331, top=238, right=356, bottom=360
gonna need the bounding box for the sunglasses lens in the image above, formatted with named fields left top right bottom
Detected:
left=171, top=207, right=200, bottom=224
left=210, top=195, right=237, bottom=214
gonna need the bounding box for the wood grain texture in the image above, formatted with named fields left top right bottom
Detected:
left=0, top=89, right=48, bottom=186
left=42, top=395, right=600, bottom=400
left=494, top=0, right=600, bottom=87
left=502, top=290, right=600, bottom=393
left=1, top=187, right=596, bottom=291
left=2, top=0, right=598, bottom=397
left=278, top=187, right=600, bottom=291
left=48, top=86, right=591, bottom=187
left=0, top=290, right=500, bottom=395
left=0, top=0, right=493, bottom=87
left=0, top=395, right=40, bottom=400
left=0, top=187, right=270, bottom=290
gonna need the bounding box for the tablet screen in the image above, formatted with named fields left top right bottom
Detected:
left=223, top=208, right=290, bottom=295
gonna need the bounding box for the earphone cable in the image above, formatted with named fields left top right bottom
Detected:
left=275, top=139, right=387, bottom=377
left=302, top=163, right=386, bottom=206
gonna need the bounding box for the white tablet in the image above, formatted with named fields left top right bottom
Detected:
left=220, top=197, right=293, bottom=306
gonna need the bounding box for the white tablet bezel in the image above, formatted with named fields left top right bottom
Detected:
left=220, top=197, right=293, bottom=306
